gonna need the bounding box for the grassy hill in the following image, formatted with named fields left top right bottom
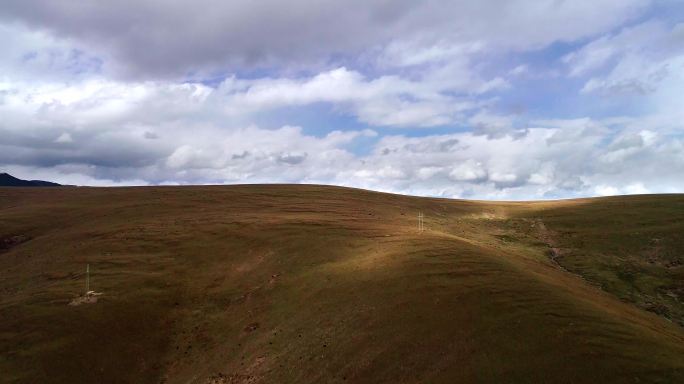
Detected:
left=0, top=185, right=683, bottom=383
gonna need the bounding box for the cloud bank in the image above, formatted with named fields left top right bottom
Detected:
left=1, top=0, right=683, bottom=199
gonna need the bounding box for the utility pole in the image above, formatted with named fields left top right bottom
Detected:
left=86, top=263, right=90, bottom=294
left=418, top=211, right=424, bottom=233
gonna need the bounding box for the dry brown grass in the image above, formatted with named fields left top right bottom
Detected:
left=0, top=185, right=682, bottom=383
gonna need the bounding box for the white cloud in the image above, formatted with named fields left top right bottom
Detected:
left=2, top=52, right=682, bottom=199
left=509, top=65, right=528, bottom=76
left=563, top=22, right=667, bottom=77
left=468, top=112, right=521, bottom=138
left=0, top=23, right=103, bottom=82
left=449, top=160, right=487, bottom=182
left=54, top=132, right=72, bottom=143
left=220, top=67, right=497, bottom=127
left=3, top=104, right=684, bottom=198
left=1, top=0, right=683, bottom=200
left=595, top=185, right=620, bottom=196
left=625, top=182, right=649, bottom=194
left=566, top=20, right=684, bottom=96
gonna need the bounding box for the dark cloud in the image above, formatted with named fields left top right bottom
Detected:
left=0, top=140, right=166, bottom=168
left=231, top=151, right=250, bottom=160
left=142, top=131, right=157, bottom=140
left=277, top=152, right=307, bottom=165
left=0, top=0, right=649, bottom=78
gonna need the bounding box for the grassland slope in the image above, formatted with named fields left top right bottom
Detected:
left=0, top=185, right=682, bottom=383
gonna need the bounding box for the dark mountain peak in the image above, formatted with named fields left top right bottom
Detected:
left=0, top=173, right=61, bottom=187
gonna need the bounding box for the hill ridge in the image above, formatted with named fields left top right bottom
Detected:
left=0, top=172, right=61, bottom=187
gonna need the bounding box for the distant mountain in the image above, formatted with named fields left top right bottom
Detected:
left=0, top=173, right=62, bottom=187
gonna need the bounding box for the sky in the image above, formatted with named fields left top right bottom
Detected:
left=1, top=0, right=683, bottom=199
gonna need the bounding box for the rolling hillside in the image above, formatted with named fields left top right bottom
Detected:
left=0, top=173, right=61, bottom=187
left=0, top=185, right=683, bottom=383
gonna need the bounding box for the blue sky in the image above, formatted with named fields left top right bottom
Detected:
left=1, top=0, right=683, bottom=199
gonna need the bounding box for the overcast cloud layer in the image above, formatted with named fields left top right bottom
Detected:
left=1, top=0, right=683, bottom=199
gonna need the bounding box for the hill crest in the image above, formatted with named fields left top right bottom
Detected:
left=0, top=172, right=61, bottom=187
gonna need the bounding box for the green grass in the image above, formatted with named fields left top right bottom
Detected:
left=0, top=186, right=683, bottom=383
left=510, top=195, right=684, bottom=326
